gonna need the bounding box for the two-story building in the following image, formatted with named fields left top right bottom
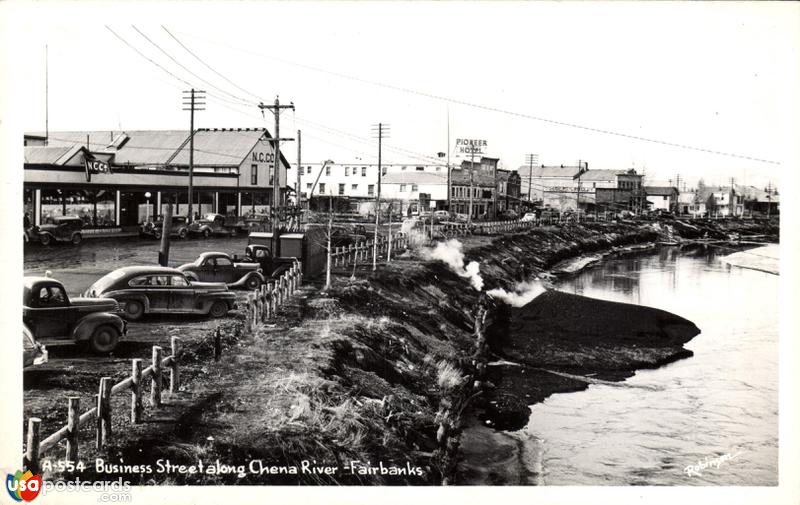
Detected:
left=645, top=186, right=680, bottom=212
left=450, top=157, right=499, bottom=218
left=23, top=128, right=290, bottom=229
left=587, top=169, right=646, bottom=214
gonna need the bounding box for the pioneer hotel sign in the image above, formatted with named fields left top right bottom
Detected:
left=455, top=138, right=488, bottom=156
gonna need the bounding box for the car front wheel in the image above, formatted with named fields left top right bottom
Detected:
left=88, top=324, right=120, bottom=354
left=245, top=275, right=261, bottom=290
left=40, top=234, right=51, bottom=246
left=178, top=229, right=188, bottom=239
left=71, top=233, right=82, bottom=245
left=123, top=299, right=145, bottom=320
left=209, top=301, right=228, bottom=318
left=203, top=229, right=211, bottom=238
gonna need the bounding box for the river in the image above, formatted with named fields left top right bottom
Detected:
left=522, top=244, right=779, bottom=485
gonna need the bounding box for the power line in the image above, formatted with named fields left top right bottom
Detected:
left=173, top=30, right=780, bottom=165
left=161, top=26, right=265, bottom=104
left=132, top=26, right=255, bottom=107
left=105, top=26, right=259, bottom=112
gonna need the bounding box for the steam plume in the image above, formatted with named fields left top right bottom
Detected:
left=487, top=279, right=545, bottom=307
left=422, top=239, right=484, bottom=291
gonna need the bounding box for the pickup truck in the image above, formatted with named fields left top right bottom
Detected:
left=23, top=276, right=127, bottom=354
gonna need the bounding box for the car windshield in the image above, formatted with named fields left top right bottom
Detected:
left=89, top=269, right=127, bottom=294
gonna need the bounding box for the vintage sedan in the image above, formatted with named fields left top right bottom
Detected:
left=140, top=216, right=190, bottom=240
left=178, top=252, right=265, bottom=290
left=85, top=266, right=237, bottom=320
left=23, top=276, right=126, bottom=354
left=29, top=216, right=84, bottom=245
left=188, top=214, right=232, bottom=238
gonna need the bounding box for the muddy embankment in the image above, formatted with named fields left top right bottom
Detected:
left=73, top=218, right=777, bottom=486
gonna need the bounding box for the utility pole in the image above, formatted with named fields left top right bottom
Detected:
left=525, top=154, right=538, bottom=205
left=296, top=129, right=302, bottom=209
left=182, top=89, right=205, bottom=223
left=371, top=123, right=390, bottom=271
left=446, top=108, right=451, bottom=212
left=730, top=177, right=736, bottom=217
left=259, top=97, right=295, bottom=255
left=45, top=45, right=49, bottom=146
left=468, top=147, right=475, bottom=225
left=576, top=160, right=583, bottom=216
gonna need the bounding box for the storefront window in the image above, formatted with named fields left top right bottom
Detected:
left=240, top=191, right=270, bottom=217
left=40, top=188, right=116, bottom=227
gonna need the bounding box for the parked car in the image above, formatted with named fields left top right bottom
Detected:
left=23, top=276, right=126, bottom=354
left=433, top=210, right=451, bottom=223
left=188, top=214, right=238, bottom=238
left=454, top=213, right=470, bottom=223
left=140, top=216, right=190, bottom=240
left=23, top=324, right=48, bottom=368
left=178, top=252, right=265, bottom=289
left=84, top=266, right=237, bottom=320
left=520, top=212, right=538, bottom=222
left=28, top=216, right=83, bottom=245
left=498, top=209, right=519, bottom=220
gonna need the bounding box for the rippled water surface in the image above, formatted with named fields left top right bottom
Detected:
left=526, top=245, right=778, bottom=485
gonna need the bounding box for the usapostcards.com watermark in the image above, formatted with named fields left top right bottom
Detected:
left=6, top=471, right=132, bottom=503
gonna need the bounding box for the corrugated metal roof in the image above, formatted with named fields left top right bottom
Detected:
left=26, top=129, right=282, bottom=168
left=24, top=146, right=72, bottom=164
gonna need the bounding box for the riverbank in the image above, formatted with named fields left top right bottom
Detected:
left=54, top=217, right=777, bottom=485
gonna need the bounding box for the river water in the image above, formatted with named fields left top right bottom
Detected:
left=520, top=245, right=778, bottom=485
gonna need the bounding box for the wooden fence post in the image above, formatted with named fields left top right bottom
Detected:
left=25, top=418, right=41, bottom=473
left=96, top=377, right=112, bottom=450
left=131, top=359, right=143, bottom=423
left=151, top=346, right=163, bottom=408
left=66, top=397, right=80, bottom=462
left=214, top=328, right=222, bottom=361
left=170, top=336, right=181, bottom=394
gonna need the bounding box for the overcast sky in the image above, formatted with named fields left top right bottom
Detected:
left=3, top=1, right=799, bottom=190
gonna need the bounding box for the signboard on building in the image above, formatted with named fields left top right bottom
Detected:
left=455, top=138, right=487, bottom=155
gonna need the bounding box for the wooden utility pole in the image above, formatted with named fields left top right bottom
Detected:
left=468, top=148, right=475, bottom=225
left=182, top=89, right=205, bottom=223
left=258, top=97, right=295, bottom=254
left=371, top=123, right=390, bottom=271
left=296, top=129, right=302, bottom=209
left=446, top=108, right=451, bottom=212
left=525, top=154, right=538, bottom=204
left=158, top=194, right=173, bottom=266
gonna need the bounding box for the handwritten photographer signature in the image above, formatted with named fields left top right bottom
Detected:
left=684, top=451, right=743, bottom=477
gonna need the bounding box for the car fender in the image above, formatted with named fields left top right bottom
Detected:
left=71, top=312, right=125, bottom=342
left=230, top=271, right=265, bottom=288
left=106, top=292, right=152, bottom=313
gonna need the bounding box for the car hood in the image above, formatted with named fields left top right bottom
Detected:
left=176, top=263, right=196, bottom=270
left=70, top=297, right=120, bottom=312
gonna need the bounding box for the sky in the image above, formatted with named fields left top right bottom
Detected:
left=2, top=1, right=799, bottom=190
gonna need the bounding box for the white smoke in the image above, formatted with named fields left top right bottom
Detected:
left=487, top=279, right=546, bottom=307
left=422, top=239, right=484, bottom=291
left=401, top=217, right=429, bottom=249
